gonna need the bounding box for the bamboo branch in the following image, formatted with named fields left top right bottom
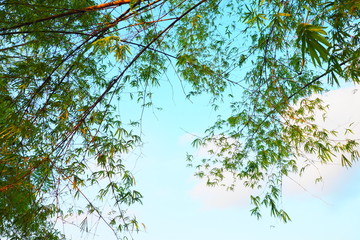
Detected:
left=1, top=0, right=132, bottom=31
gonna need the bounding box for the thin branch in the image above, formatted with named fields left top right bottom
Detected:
left=286, top=56, right=357, bottom=100
left=0, top=41, right=36, bottom=51
left=1, top=0, right=132, bottom=31
left=122, top=40, right=176, bottom=58
left=0, top=30, right=91, bottom=36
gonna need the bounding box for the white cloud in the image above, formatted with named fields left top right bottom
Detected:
left=189, top=85, right=360, bottom=208
left=312, top=86, right=360, bottom=136
left=282, top=159, right=358, bottom=199
left=283, top=85, right=360, bottom=198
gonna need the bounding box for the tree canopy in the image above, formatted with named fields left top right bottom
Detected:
left=1, top=0, right=360, bottom=239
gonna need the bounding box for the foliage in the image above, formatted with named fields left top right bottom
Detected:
left=1, top=0, right=360, bottom=239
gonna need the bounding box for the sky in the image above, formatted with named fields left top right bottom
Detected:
left=60, top=71, right=360, bottom=240
left=129, top=83, right=360, bottom=240
left=57, top=77, right=360, bottom=240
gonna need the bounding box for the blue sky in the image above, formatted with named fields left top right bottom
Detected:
left=130, top=82, right=360, bottom=240
left=60, top=71, right=360, bottom=240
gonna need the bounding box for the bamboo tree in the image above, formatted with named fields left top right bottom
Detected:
left=1, top=0, right=360, bottom=239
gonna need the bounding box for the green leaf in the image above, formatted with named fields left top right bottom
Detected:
left=296, top=23, right=331, bottom=66
left=341, top=154, right=352, bottom=168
